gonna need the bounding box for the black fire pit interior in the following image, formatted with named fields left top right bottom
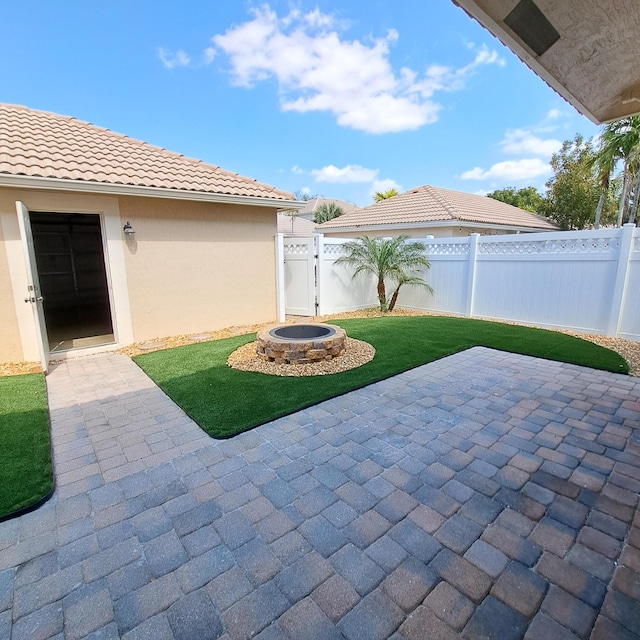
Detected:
left=269, top=325, right=335, bottom=340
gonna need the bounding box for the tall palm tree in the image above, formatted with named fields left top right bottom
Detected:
left=335, top=235, right=432, bottom=312
left=594, top=115, right=640, bottom=225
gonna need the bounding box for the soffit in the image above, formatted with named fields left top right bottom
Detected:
left=453, top=0, right=640, bottom=123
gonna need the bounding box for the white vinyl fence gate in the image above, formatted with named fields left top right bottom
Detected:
left=280, top=235, right=378, bottom=317
left=282, top=236, right=317, bottom=316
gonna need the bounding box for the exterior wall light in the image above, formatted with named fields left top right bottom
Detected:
left=123, top=221, right=135, bottom=237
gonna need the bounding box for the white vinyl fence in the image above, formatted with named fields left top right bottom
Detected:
left=276, top=224, right=640, bottom=341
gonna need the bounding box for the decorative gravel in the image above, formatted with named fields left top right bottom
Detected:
left=562, top=332, right=640, bottom=377
left=227, top=337, right=376, bottom=377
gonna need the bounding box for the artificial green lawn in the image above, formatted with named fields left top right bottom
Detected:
left=134, top=316, right=628, bottom=439
left=0, top=373, right=53, bottom=519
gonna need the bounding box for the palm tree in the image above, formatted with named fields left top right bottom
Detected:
left=374, top=188, right=398, bottom=202
left=387, top=273, right=433, bottom=312
left=594, top=115, right=640, bottom=225
left=314, top=202, right=344, bottom=224
left=335, top=235, right=433, bottom=312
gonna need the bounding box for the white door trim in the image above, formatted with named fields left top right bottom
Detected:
left=2, top=190, right=133, bottom=361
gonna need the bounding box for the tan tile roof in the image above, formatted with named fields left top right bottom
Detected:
left=277, top=213, right=317, bottom=236
left=319, top=185, right=558, bottom=231
left=297, top=197, right=360, bottom=218
left=0, top=103, right=294, bottom=201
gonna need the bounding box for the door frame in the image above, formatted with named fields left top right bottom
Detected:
left=16, top=201, right=50, bottom=372
left=1, top=190, right=133, bottom=363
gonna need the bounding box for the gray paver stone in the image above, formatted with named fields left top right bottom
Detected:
left=339, top=590, right=404, bottom=640
left=462, top=596, right=528, bottom=640
left=166, top=589, right=223, bottom=640
left=143, top=531, right=189, bottom=578
left=464, top=540, right=509, bottom=578
left=278, top=597, right=343, bottom=640
left=175, top=546, right=235, bottom=594
left=222, top=581, right=289, bottom=640
left=330, top=544, right=386, bottom=597
left=11, top=601, right=63, bottom=640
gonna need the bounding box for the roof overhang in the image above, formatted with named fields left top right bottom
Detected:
left=320, top=220, right=557, bottom=234
left=0, top=174, right=304, bottom=211
left=452, top=0, right=640, bottom=124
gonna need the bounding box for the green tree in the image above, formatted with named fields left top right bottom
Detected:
left=487, top=186, right=544, bottom=213
left=594, top=115, right=640, bottom=225
left=294, top=190, right=320, bottom=201
left=374, top=188, right=398, bottom=202
left=314, top=202, right=344, bottom=224
left=335, top=235, right=433, bottom=312
left=540, top=135, right=616, bottom=230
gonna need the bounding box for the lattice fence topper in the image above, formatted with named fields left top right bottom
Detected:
left=323, top=243, right=345, bottom=255
left=478, top=236, right=621, bottom=255
left=423, top=242, right=470, bottom=256
left=284, top=243, right=309, bottom=255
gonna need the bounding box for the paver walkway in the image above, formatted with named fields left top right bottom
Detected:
left=1, top=347, right=640, bottom=639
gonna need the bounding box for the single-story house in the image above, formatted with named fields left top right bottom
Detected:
left=0, top=103, right=300, bottom=370
left=296, top=197, right=359, bottom=222
left=276, top=212, right=317, bottom=237
left=318, top=184, right=558, bottom=238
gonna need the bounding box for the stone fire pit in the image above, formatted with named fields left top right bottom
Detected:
left=256, top=323, right=346, bottom=364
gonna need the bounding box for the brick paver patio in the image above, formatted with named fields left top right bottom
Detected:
left=1, top=347, right=640, bottom=639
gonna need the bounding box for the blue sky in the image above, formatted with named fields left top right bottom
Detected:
left=1, top=0, right=600, bottom=206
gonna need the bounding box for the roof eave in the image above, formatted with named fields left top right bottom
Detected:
left=452, top=0, right=600, bottom=124
left=320, top=219, right=557, bottom=234
left=0, top=174, right=304, bottom=210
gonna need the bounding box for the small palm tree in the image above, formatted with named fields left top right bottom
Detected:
left=335, top=235, right=433, bottom=312
left=374, top=188, right=398, bottom=202
left=388, top=273, right=433, bottom=311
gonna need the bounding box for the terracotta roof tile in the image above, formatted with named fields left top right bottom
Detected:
left=277, top=213, right=317, bottom=236
left=297, top=197, right=360, bottom=217
left=319, top=185, right=558, bottom=231
left=0, top=103, right=294, bottom=201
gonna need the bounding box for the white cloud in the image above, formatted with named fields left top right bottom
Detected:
left=371, top=178, right=403, bottom=195
left=158, top=48, right=191, bottom=69
left=500, top=129, right=562, bottom=156
left=460, top=158, right=551, bottom=181
left=209, top=6, right=504, bottom=134
left=203, top=47, right=216, bottom=65
left=291, top=165, right=306, bottom=175
left=310, top=164, right=378, bottom=183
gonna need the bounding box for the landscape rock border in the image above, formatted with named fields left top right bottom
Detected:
left=228, top=337, right=375, bottom=376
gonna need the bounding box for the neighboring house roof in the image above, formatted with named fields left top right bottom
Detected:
left=0, top=103, right=295, bottom=202
left=297, top=197, right=359, bottom=219
left=318, top=185, right=558, bottom=232
left=277, top=213, right=317, bottom=236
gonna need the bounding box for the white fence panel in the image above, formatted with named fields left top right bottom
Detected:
left=317, top=238, right=377, bottom=315
left=398, top=238, right=470, bottom=315
left=618, top=236, right=640, bottom=340
left=472, top=230, right=622, bottom=333
left=283, top=238, right=316, bottom=316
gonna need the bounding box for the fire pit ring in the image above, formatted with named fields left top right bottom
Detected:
left=256, top=323, right=346, bottom=364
